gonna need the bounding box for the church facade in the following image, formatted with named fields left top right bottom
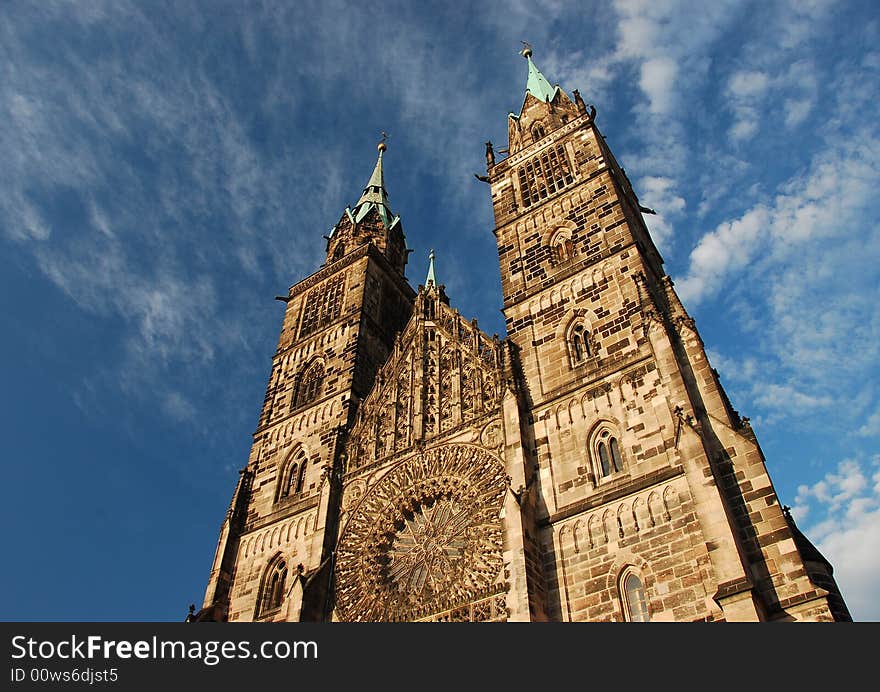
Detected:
left=194, top=50, right=850, bottom=622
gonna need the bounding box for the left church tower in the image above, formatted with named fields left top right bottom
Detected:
left=195, top=141, right=415, bottom=622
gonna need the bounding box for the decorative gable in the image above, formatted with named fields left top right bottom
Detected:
left=344, top=285, right=506, bottom=474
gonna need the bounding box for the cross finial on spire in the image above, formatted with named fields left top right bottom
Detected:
left=378, top=131, right=388, bottom=152
left=520, top=41, right=533, bottom=59
left=426, top=249, right=436, bottom=286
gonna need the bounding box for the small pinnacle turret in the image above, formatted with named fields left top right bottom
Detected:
left=426, top=249, right=436, bottom=286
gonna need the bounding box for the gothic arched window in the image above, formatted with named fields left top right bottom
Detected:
left=567, top=319, right=594, bottom=367
left=333, top=243, right=345, bottom=261
left=278, top=450, right=308, bottom=502
left=292, top=360, right=325, bottom=410
left=424, top=296, right=436, bottom=320
left=532, top=122, right=546, bottom=141
left=620, top=569, right=650, bottom=622
left=517, top=145, right=574, bottom=207
left=259, top=556, right=288, bottom=616
left=591, top=426, right=625, bottom=479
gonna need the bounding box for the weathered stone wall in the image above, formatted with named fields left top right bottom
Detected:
left=216, top=245, right=414, bottom=621
left=492, top=116, right=612, bottom=309
left=543, top=473, right=718, bottom=621
left=667, top=315, right=848, bottom=620
left=487, top=89, right=847, bottom=621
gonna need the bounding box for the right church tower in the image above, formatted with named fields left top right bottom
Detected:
left=486, top=46, right=850, bottom=621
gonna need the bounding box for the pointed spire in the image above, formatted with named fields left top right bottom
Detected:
left=350, top=133, right=399, bottom=229
left=356, top=137, right=387, bottom=207
left=519, top=43, right=559, bottom=103
left=426, top=249, right=436, bottom=286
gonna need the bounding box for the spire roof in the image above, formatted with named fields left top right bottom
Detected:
left=508, top=43, right=563, bottom=122
left=426, top=249, right=436, bottom=285
left=339, top=137, right=400, bottom=233
left=519, top=43, right=559, bottom=103
left=525, top=54, right=559, bottom=102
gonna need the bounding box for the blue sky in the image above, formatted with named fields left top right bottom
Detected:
left=1, top=0, right=878, bottom=621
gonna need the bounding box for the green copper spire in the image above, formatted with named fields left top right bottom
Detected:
left=356, top=142, right=387, bottom=208
left=520, top=42, right=559, bottom=103
left=350, top=135, right=400, bottom=229
left=426, top=249, right=436, bottom=285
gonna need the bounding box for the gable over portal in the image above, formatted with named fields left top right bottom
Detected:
left=343, top=283, right=507, bottom=476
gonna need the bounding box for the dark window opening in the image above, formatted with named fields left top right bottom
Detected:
left=610, top=437, right=623, bottom=473
left=262, top=560, right=288, bottom=614
left=554, top=237, right=574, bottom=263
left=285, top=464, right=298, bottom=497
left=299, top=275, right=345, bottom=338
left=279, top=451, right=308, bottom=501
left=518, top=145, right=574, bottom=208
left=623, top=572, right=649, bottom=622
left=571, top=324, right=590, bottom=364
left=599, top=441, right=611, bottom=476
left=292, top=362, right=325, bottom=410
left=596, top=430, right=623, bottom=478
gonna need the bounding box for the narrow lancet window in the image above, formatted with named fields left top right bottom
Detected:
left=622, top=571, right=649, bottom=622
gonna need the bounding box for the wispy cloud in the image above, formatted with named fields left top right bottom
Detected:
left=792, top=455, right=880, bottom=620
left=1, top=4, right=331, bottom=442
left=858, top=407, right=880, bottom=438
left=726, top=70, right=769, bottom=141
left=678, top=128, right=879, bottom=306
left=676, top=123, right=880, bottom=437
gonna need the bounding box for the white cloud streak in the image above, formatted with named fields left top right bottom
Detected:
left=793, top=456, right=880, bottom=621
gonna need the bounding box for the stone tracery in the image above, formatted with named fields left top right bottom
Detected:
left=344, top=287, right=506, bottom=473
left=334, top=444, right=508, bottom=622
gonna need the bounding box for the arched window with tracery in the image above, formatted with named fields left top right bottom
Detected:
left=531, top=122, right=546, bottom=142
left=292, top=360, right=325, bottom=410
left=259, top=556, right=288, bottom=617
left=278, top=449, right=308, bottom=502
left=591, top=425, right=625, bottom=479
left=568, top=319, right=594, bottom=367
left=619, top=568, right=650, bottom=622
left=423, top=296, right=436, bottom=320
left=572, top=324, right=589, bottom=363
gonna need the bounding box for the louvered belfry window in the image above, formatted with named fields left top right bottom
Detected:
left=518, top=145, right=574, bottom=207
left=299, top=275, right=345, bottom=337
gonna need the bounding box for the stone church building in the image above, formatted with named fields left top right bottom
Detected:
left=193, top=49, right=850, bottom=622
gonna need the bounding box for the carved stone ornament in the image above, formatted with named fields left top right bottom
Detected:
left=334, top=444, right=508, bottom=621
left=344, top=294, right=505, bottom=472
left=480, top=421, right=503, bottom=452
left=341, top=479, right=366, bottom=512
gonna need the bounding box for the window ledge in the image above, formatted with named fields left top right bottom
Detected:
left=256, top=606, right=283, bottom=621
